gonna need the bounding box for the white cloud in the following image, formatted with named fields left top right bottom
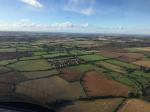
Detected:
left=64, top=0, right=95, bottom=15
left=0, top=20, right=89, bottom=31
left=51, top=21, right=89, bottom=29
left=20, top=0, right=43, bottom=8
left=20, top=18, right=30, bottom=22
left=1, top=20, right=150, bottom=35
left=81, top=7, right=93, bottom=15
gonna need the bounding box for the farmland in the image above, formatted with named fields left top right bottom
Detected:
left=16, top=76, right=86, bottom=104
left=78, top=54, right=106, bottom=62
left=7, top=59, right=52, bottom=71
left=133, top=60, right=150, bottom=68
left=118, top=99, right=150, bottom=112
left=58, top=98, right=123, bottom=112
left=0, top=33, right=150, bottom=111
left=82, top=71, right=132, bottom=97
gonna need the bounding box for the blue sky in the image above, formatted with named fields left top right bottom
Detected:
left=0, top=0, right=150, bottom=34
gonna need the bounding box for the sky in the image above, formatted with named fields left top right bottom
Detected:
left=0, top=0, right=150, bottom=34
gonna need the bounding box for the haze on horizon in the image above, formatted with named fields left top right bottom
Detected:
left=0, top=0, right=150, bottom=35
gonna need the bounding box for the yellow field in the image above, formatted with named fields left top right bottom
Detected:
left=118, top=99, right=150, bottom=112
left=133, top=60, right=150, bottom=67
left=135, top=47, right=150, bottom=52
left=58, top=98, right=123, bottom=112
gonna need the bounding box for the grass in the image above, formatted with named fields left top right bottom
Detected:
left=19, top=56, right=41, bottom=61
left=79, top=54, right=106, bottom=62
left=42, top=53, right=68, bottom=58
left=0, top=48, right=16, bottom=52
left=0, top=59, right=17, bottom=66
left=95, top=61, right=126, bottom=73
left=125, top=48, right=140, bottom=52
left=33, top=51, right=47, bottom=56
left=144, top=53, right=150, bottom=59
left=130, top=71, right=150, bottom=87
left=17, top=46, right=43, bottom=52
left=105, top=59, right=138, bottom=69
left=16, top=46, right=28, bottom=50
left=22, top=69, right=59, bottom=79
left=69, top=50, right=91, bottom=55
left=69, top=64, right=105, bottom=74
left=104, top=71, right=138, bottom=88
left=7, top=59, right=52, bottom=71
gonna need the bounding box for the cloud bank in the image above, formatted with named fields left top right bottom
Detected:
left=0, top=20, right=89, bottom=31
left=20, top=0, right=43, bottom=8
left=0, top=20, right=150, bottom=35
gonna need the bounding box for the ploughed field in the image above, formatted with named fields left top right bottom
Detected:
left=82, top=71, right=131, bottom=97
left=0, top=37, right=150, bottom=112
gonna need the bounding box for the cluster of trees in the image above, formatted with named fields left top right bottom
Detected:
left=140, top=66, right=150, bottom=73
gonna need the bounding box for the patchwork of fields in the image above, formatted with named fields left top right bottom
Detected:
left=0, top=36, right=150, bottom=112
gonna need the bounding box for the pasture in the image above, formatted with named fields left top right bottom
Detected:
left=78, top=54, right=106, bottom=62
left=7, top=59, right=52, bottom=71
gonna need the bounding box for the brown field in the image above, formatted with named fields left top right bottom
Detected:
left=82, top=71, right=131, bottom=97
left=133, top=60, right=150, bottom=68
left=0, top=93, right=39, bottom=105
left=0, top=83, right=13, bottom=93
left=117, top=52, right=144, bottom=62
left=98, top=50, right=123, bottom=58
left=16, top=76, right=86, bottom=104
left=0, top=72, right=16, bottom=84
left=0, top=72, right=26, bottom=84
left=118, top=99, right=150, bottom=112
left=98, top=50, right=144, bottom=62
left=0, top=72, right=26, bottom=93
left=58, top=98, right=123, bottom=112
left=60, top=68, right=82, bottom=82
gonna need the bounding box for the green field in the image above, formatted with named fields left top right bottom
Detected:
left=95, top=61, right=126, bottom=73
left=33, top=51, right=47, bottom=56
left=79, top=54, right=106, bottom=62
left=130, top=71, right=150, bottom=87
left=0, top=59, right=17, bottom=66
left=69, top=50, right=91, bottom=55
left=105, top=59, right=138, bottom=69
left=42, top=52, right=68, bottom=58
left=20, top=56, right=41, bottom=61
left=0, top=48, right=16, bottom=52
left=104, top=71, right=138, bottom=88
left=69, top=64, right=106, bottom=74
left=7, top=59, right=52, bottom=71
left=22, top=69, right=59, bottom=79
